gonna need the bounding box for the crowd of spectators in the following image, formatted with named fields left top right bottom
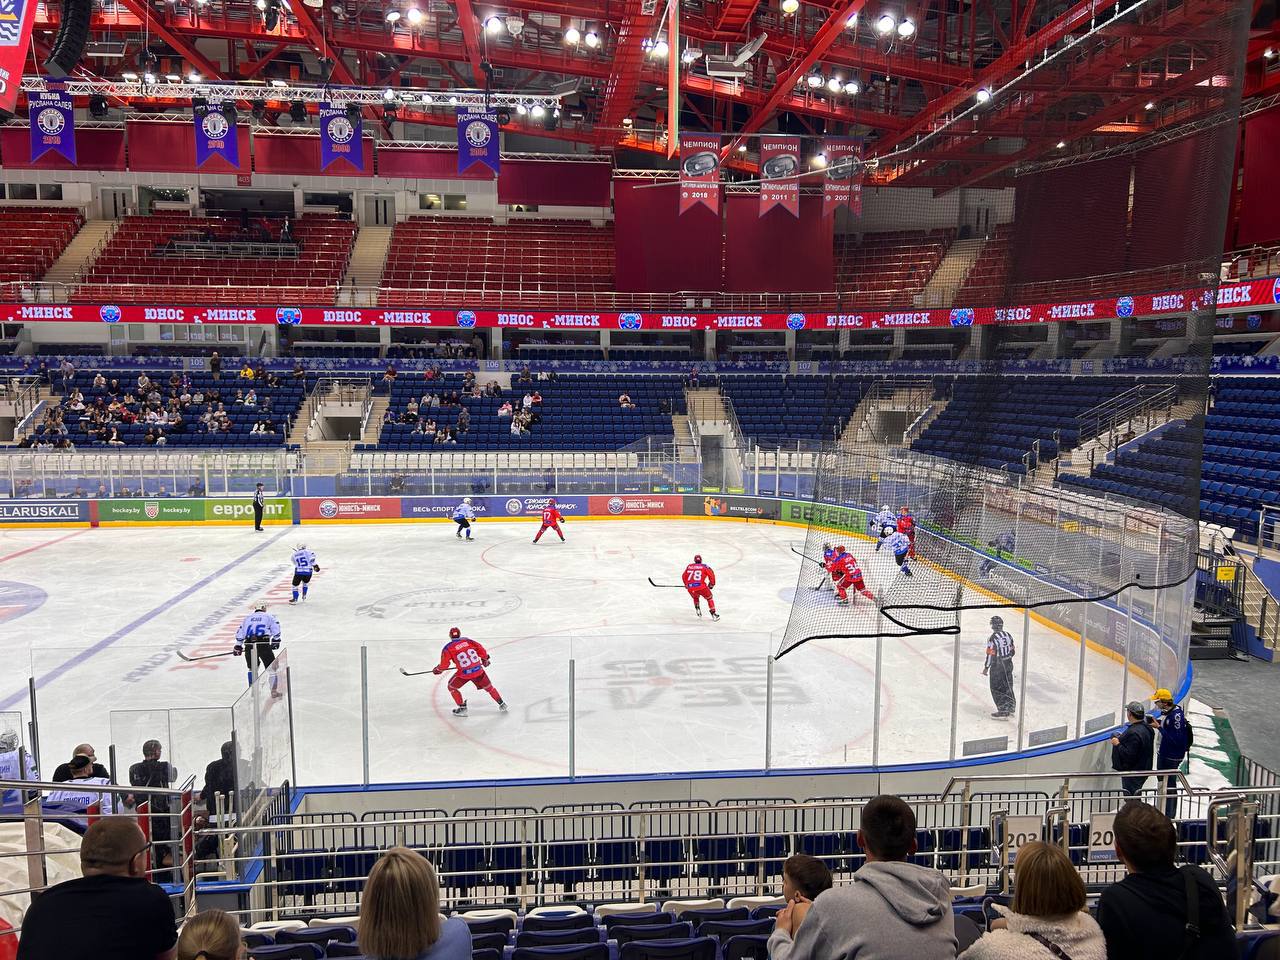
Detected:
left=20, top=366, right=283, bottom=450
left=6, top=786, right=1243, bottom=960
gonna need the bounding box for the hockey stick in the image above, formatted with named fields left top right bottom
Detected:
left=399, top=666, right=461, bottom=677
left=647, top=577, right=685, bottom=588
left=176, top=650, right=238, bottom=663
left=790, top=546, right=825, bottom=566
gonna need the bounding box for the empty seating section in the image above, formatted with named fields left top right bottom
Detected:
left=833, top=230, right=951, bottom=307
left=913, top=376, right=1135, bottom=472
left=1198, top=377, right=1280, bottom=539
left=78, top=213, right=355, bottom=304
left=380, top=218, right=615, bottom=307
left=720, top=376, right=869, bottom=442
left=32, top=368, right=306, bottom=447
left=954, top=225, right=1013, bottom=304
left=371, top=375, right=683, bottom=451
left=0, top=206, right=84, bottom=283
left=1057, top=424, right=1200, bottom=514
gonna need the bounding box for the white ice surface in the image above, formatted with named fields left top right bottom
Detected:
left=0, top=519, right=1140, bottom=786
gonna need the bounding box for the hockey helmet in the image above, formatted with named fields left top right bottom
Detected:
left=881, top=504, right=890, bottom=513
left=899, top=505, right=910, bottom=514
left=463, top=497, right=472, bottom=505
left=449, top=627, right=461, bottom=639
left=693, top=554, right=702, bottom=564
left=990, top=616, right=1004, bottom=630
left=548, top=497, right=556, bottom=505
left=254, top=603, right=268, bottom=612
left=835, top=545, right=846, bottom=554
left=883, top=525, right=896, bottom=536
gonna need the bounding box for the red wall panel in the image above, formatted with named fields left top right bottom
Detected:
left=1129, top=129, right=1235, bottom=271
left=724, top=195, right=833, bottom=293
left=613, top=178, right=723, bottom=293
left=253, top=132, right=374, bottom=176
left=1237, top=106, right=1280, bottom=247
left=127, top=121, right=249, bottom=173
left=375, top=147, right=493, bottom=180
left=0, top=127, right=127, bottom=170
left=498, top=160, right=612, bottom=207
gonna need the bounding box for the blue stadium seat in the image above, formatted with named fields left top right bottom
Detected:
left=602, top=913, right=674, bottom=931
left=723, top=935, right=771, bottom=960
left=611, top=923, right=694, bottom=946
left=618, top=937, right=717, bottom=960
left=248, top=945, right=325, bottom=960
left=276, top=926, right=357, bottom=947
left=516, top=929, right=602, bottom=947
left=512, top=944, right=609, bottom=960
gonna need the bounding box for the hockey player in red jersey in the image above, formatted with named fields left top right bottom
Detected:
left=682, top=554, right=720, bottom=620
left=533, top=498, right=565, bottom=543
left=831, top=546, right=874, bottom=606
left=433, top=627, right=508, bottom=717
left=897, top=506, right=916, bottom=558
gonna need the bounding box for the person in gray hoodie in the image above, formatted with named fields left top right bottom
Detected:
left=769, top=795, right=958, bottom=960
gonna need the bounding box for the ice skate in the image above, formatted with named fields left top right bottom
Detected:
left=452, top=704, right=468, bottom=717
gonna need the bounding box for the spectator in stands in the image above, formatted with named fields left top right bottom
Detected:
left=783, top=854, right=833, bottom=902
left=176, top=908, right=241, bottom=960
left=618, top=392, right=635, bottom=409
left=209, top=352, right=222, bottom=380
left=144, top=427, right=159, bottom=445
left=200, top=741, right=236, bottom=818
left=405, top=399, right=420, bottom=422
left=518, top=366, right=532, bottom=384
left=16, top=817, right=178, bottom=960
left=522, top=392, right=534, bottom=412
left=293, top=360, right=306, bottom=380
left=242, top=389, right=257, bottom=408
left=1111, top=702, right=1155, bottom=797
left=1150, top=689, right=1192, bottom=818
left=957, top=841, right=1104, bottom=959
left=463, top=370, right=477, bottom=389
left=137, top=371, right=152, bottom=394
left=458, top=407, right=471, bottom=433
left=1097, top=801, right=1236, bottom=960
left=384, top=363, right=399, bottom=384
left=52, top=743, right=109, bottom=782
left=498, top=401, right=513, bottom=418
left=768, top=795, right=956, bottom=960
left=360, top=847, right=470, bottom=960
left=93, top=372, right=106, bottom=390
left=688, top=365, right=700, bottom=388
left=94, top=484, right=108, bottom=498
left=238, top=360, right=254, bottom=380
left=390, top=474, right=406, bottom=494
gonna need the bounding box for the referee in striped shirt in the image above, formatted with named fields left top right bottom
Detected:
left=252, top=483, right=265, bottom=531
left=982, top=615, right=1017, bottom=719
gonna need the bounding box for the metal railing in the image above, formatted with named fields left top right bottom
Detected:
left=1076, top=383, right=1179, bottom=451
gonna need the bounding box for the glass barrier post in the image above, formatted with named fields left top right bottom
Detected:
left=949, top=631, right=961, bottom=762
left=1074, top=589, right=1088, bottom=740
left=568, top=658, right=576, bottom=778
left=1015, top=606, right=1031, bottom=750
left=1120, top=586, right=1134, bottom=710
left=765, top=657, right=774, bottom=770
left=871, top=610, right=884, bottom=767
left=360, top=646, right=370, bottom=786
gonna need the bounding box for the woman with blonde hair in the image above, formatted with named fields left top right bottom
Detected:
left=361, top=847, right=470, bottom=960
left=959, top=841, right=1105, bottom=959
left=177, top=909, right=245, bottom=960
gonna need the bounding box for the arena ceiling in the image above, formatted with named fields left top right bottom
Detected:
left=21, top=0, right=1280, bottom=187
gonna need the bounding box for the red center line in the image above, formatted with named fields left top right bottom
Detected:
left=0, top=528, right=90, bottom=565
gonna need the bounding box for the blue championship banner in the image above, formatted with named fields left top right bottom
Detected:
left=29, top=84, right=74, bottom=163
left=320, top=102, right=364, bottom=171
left=194, top=98, right=239, bottom=168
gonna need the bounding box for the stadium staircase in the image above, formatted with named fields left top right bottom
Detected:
left=671, top=413, right=699, bottom=463
left=915, top=237, right=986, bottom=308
left=337, top=224, right=393, bottom=307
left=1053, top=386, right=1200, bottom=481
left=841, top=380, right=938, bottom=445
left=41, top=219, right=117, bottom=289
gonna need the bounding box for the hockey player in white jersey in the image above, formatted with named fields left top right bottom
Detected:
left=876, top=525, right=914, bottom=576
left=289, top=544, right=320, bottom=604
left=234, top=603, right=282, bottom=687
left=873, top=505, right=897, bottom=539
left=453, top=497, right=477, bottom=541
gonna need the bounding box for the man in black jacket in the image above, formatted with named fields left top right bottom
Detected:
left=1097, top=801, right=1236, bottom=959
left=51, top=743, right=110, bottom=783
left=1111, top=701, right=1155, bottom=797
left=200, top=740, right=237, bottom=819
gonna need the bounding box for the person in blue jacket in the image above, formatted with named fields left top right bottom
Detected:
left=1150, top=688, right=1193, bottom=818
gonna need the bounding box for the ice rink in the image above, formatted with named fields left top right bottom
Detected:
left=0, top=517, right=1136, bottom=787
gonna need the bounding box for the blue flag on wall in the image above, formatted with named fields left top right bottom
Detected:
left=29, top=84, right=74, bottom=163
left=193, top=98, right=239, bottom=168
left=320, top=102, right=363, bottom=171
left=456, top=108, right=500, bottom=176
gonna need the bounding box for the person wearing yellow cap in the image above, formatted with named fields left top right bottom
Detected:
left=1149, top=688, right=1193, bottom=818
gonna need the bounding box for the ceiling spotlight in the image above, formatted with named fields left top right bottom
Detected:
left=975, top=87, right=992, bottom=103
left=652, top=37, right=669, bottom=57
left=807, top=71, right=824, bottom=88
left=255, top=0, right=266, bottom=9
left=896, top=18, right=914, bottom=37
left=1266, top=47, right=1276, bottom=58
left=516, top=102, right=527, bottom=115
left=505, top=15, right=524, bottom=35
left=1144, top=100, right=1155, bottom=110
left=144, top=72, right=156, bottom=83
left=737, top=143, right=747, bottom=152
left=875, top=13, right=896, bottom=34
left=270, top=78, right=289, bottom=87
left=564, top=26, right=580, bottom=43
left=845, top=12, right=857, bottom=25
left=827, top=75, right=842, bottom=92
left=122, top=71, right=138, bottom=80
left=422, top=93, right=433, bottom=103
left=165, top=73, right=181, bottom=81
left=188, top=71, right=201, bottom=81
left=845, top=79, right=860, bottom=94
left=531, top=104, right=546, bottom=118
left=583, top=30, right=600, bottom=47
left=483, top=14, right=503, bottom=33
left=622, top=116, right=632, bottom=126
left=681, top=46, right=700, bottom=64
left=447, top=94, right=459, bottom=104
left=813, top=152, right=827, bottom=166
left=781, top=0, right=799, bottom=12
left=383, top=87, right=396, bottom=100
left=1056, top=140, right=1066, bottom=148
left=385, top=9, right=399, bottom=20
left=406, top=6, right=423, bottom=23
left=289, top=100, right=306, bottom=122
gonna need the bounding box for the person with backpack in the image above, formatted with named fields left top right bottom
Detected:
left=1096, top=801, right=1236, bottom=960
left=1150, top=689, right=1193, bottom=818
